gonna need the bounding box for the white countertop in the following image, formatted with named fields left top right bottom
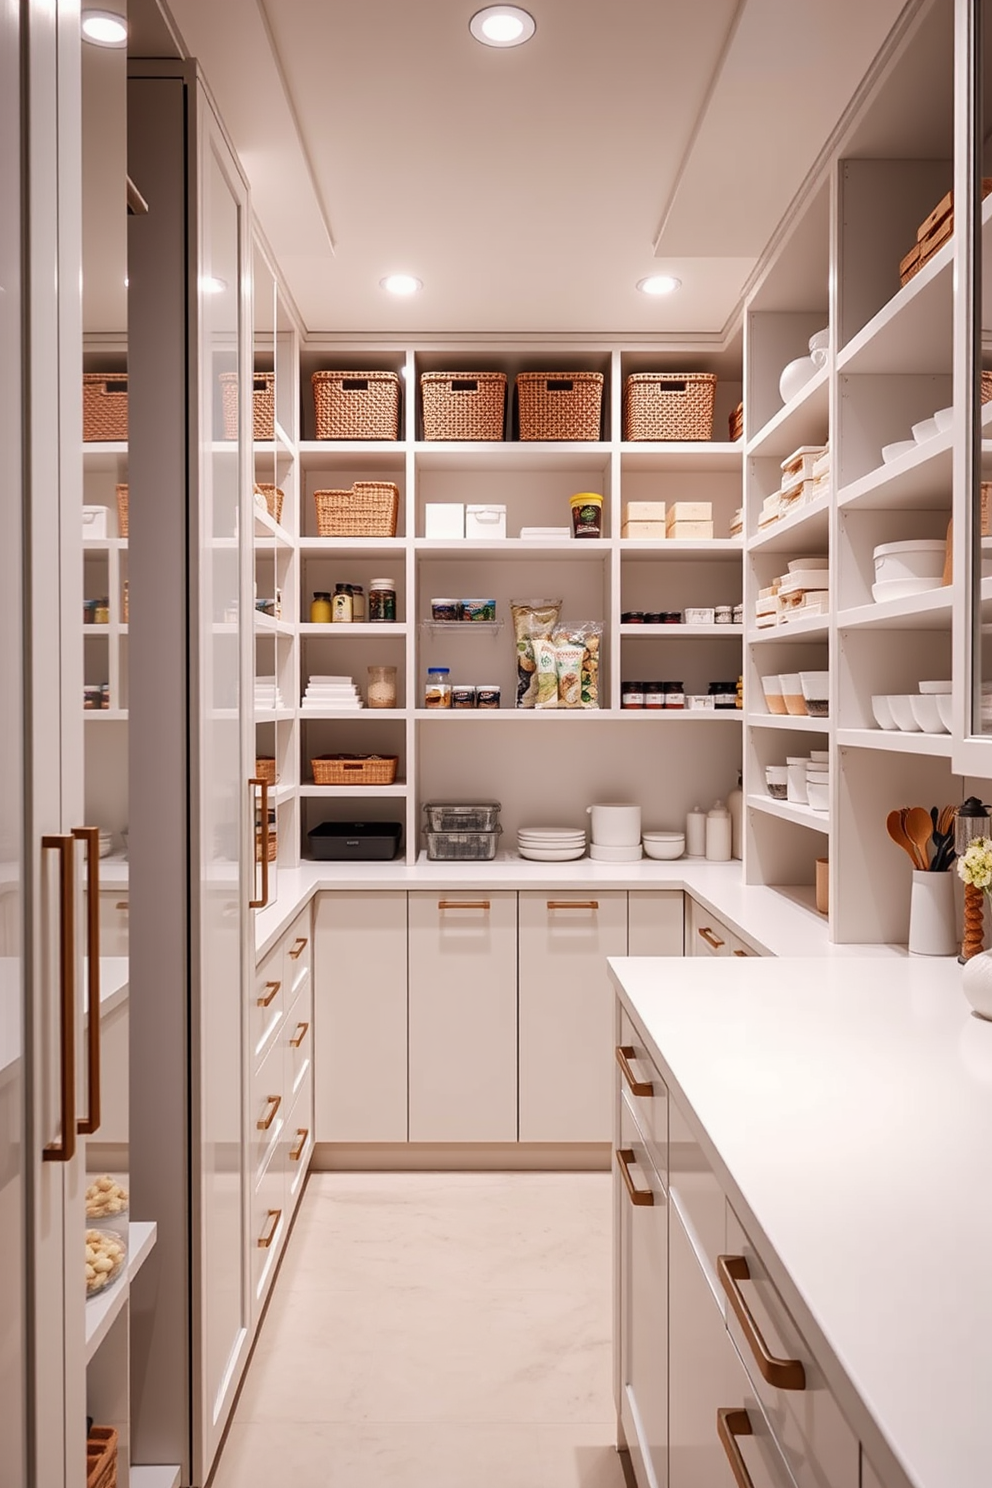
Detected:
left=609, top=955, right=992, bottom=1488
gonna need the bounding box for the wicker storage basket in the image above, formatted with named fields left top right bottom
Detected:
left=516, top=371, right=604, bottom=441
left=83, top=373, right=128, bottom=442
left=982, top=371, right=992, bottom=404
left=254, top=757, right=278, bottom=786
left=623, top=372, right=717, bottom=441
left=311, top=754, right=399, bottom=786
left=219, top=371, right=275, bottom=441
left=87, top=1426, right=118, bottom=1488
left=115, top=484, right=129, bottom=538
left=312, top=370, right=400, bottom=440
left=314, top=481, right=399, bottom=538
left=254, top=483, right=285, bottom=524
left=421, top=372, right=506, bottom=440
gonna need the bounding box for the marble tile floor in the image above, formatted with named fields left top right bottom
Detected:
left=211, top=1171, right=629, bottom=1488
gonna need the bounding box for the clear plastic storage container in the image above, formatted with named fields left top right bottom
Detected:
left=425, top=828, right=502, bottom=861
left=423, top=801, right=502, bottom=833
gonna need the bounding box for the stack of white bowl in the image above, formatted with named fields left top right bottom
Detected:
left=871, top=680, right=952, bottom=734
left=587, top=803, right=642, bottom=862
left=642, top=830, right=685, bottom=861
left=517, top=827, right=586, bottom=862
left=879, top=405, right=953, bottom=467
left=806, top=758, right=830, bottom=812
left=872, top=539, right=946, bottom=603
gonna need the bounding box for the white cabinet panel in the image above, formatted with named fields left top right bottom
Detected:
left=519, top=891, right=627, bottom=1142
left=668, top=1095, right=727, bottom=1307
left=314, top=891, right=408, bottom=1143
left=687, top=896, right=733, bottom=958
left=98, top=892, right=130, bottom=957
left=408, top=891, right=517, bottom=1142
left=628, top=891, right=684, bottom=956
left=617, top=1092, right=668, bottom=1488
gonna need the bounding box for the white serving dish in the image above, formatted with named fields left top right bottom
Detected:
left=911, top=694, right=947, bottom=733
left=871, top=576, right=944, bottom=604
left=787, top=555, right=829, bottom=572
left=642, top=834, right=685, bottom=861
left=779, top=569, right=830, bottom=594
left=517, top=846, right=586, bottom=862
left=918, top=679, right=952, bottom=694
left=888, top=695, right=922, bottom=732
left=873, top=538, right=946, bottom=583
left=936, top=693, right=953, bottom=730
left=934, top=405, right=954, bottom=432
left=881, top=439, right=918, bottom=464
left=518, top=826, right=586, bottom=839
left=517, top=837, right=586, bottom=849
left=779, top=355, right=818, bottom=404
left=642, top=829, right=684, bottom=842
left=806, top=780, right=830, bottom=812
left=911, top=416, right=940, bottom=444
left=871, top=695, right=897, bottom=730
left=589, top=842, right=643, bottom=862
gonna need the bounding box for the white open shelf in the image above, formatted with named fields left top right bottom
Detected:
left=619, top=538, right=743, bottom=559
left=300, top=783, right=408, bottom=796
left=413, top=707, right=743, bottom=721
left=85, top=1221, right=157, bottom=1364
left=747, top=614, right=830, bottom=643
left=747, top=793, right=829, bottom=832
left=299, top=622, right=410, bottom=637
left=836, top=727, right=954, bottom=758
left=837, top=433, right=952, bottom=511
left=619, top=624, right=743, bottom=638
left=746, top=713, right=829, bottom=731
left=748, top=493, right=830, bottom=553
left=746, top=366, right=829, bottom=458
left=836, top=590, right=951, bottom=632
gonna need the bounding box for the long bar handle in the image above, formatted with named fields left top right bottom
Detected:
left=717, top=1409, right=755, bottom=1488
left=615, top=1148, right=653, bottom=1206
left=256, top=1093, right=281, bottom=1131
left=257, top=980, right=281, bottom=1008
left=115, top=901, right=129, bottom=911
left=249, top=777, right=269, bottom=909
left=718, top=1255, right=806, bottom=1390
left=73, top=827, right=101, bottom=1135
left=438, top=900, right=490, bottom=910
left=616, top=1044, right=653, bottom=1097
left=288, top=936, right=308, bottom=960
left=289, top=1021, right=310, bottom=1048
left=257, top=1208, right=282, bottom=1249
left=42, top=836, right=76, bottom=1163
left=733, top=949, right=749, bottom=958
left=289, top=1128, right=309, bottom=1162
left=547, top=899, right=599, bottom=910
left=698, top=925, right=725, bottom=950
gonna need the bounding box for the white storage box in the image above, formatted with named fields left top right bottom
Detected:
left=666, top=500, right=712, bottom=529
left=623, top=500, right=666, bottom=523
left=83, top=506, right=108, bottom=539
left=465, top=504, right=506, bottom=539
left=520, top=526, right=571, bottom=540
left=621, top=521, right=667, bottom=539
left=425, top=503, right=465, bottom=539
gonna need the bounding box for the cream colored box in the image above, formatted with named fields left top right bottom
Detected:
left=623, top=500, right=667, bottom=522
left=666, top=500, right=712, bottom=528
left=622, top=520, right=668, bottom=539
left=667, top=519, right=714, bottom=540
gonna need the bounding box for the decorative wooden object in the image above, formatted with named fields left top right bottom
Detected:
left=962, top=882, right=985, bottom=961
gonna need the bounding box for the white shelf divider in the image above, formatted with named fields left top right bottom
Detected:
left=747, top=792, right=829, bottom=833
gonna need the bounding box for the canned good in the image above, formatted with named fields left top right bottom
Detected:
left=570, top=492, right=603, bottom=539
left=462, top=598, right=497, bottom=622
left=476, top=685, right=501, bottom=710
left=451, top=685, right=477, bottom=709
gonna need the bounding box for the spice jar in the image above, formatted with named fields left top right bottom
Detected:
left=424, top=667, right=451, bottom=708
left=663, top=681, right=685, bottom=710
left=621, top=611, right=645, bottom=625
left=331, top=584, right=353, bottom=622
left=708, top=681, right=738, bottom=709
left=644, top=682, right=666, bottom=709
left=94, top=598, right=109, bottom=625
left=476, top=684, right=501, bottom=710
left=350, top=585, right=366, bottom=622
left=369, top=578, right=397, bottom=623
left=367, top=665, right=397, bottom=709
left=310, top=591, right=332, bottom=623
left=621, top=680, right=645, bottom=709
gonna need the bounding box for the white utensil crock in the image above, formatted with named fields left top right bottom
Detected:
left=587, top=803, right=641, bottom=847
left=908, top=871, right=958, bottom=956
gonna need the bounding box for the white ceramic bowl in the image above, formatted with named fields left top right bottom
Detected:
left=517, top=846, right=586, bottom=862
left=779, top=355, right=818, bottom=404
left=642, top=834, right=685, bottom=861
left=911, top=693, right=946, bottom=733
left=934, top=405, right=954, bottom=433
left=873, top=538, right=947, bottom=583
left=806, top=780, right=830, bottom=812
left=799, top=671, right=829, bottom=707
left=918, top=679, right=952, bottom=694
left=936, top=693, right=953, bottom=730
left=871, top=694, right=897, bottom=729
left=780, top=673, right=807, bottom=716
left=888, top=695, right=922, bottom=731
left=588, top=842, right=642, bottom=862
left=765, top=765, right=788, bottom=783
left=911, top=416, right=940, bottom=443
left=881, top=439, right=918, bottom=464
left=871, top=576, right=944, bottom=603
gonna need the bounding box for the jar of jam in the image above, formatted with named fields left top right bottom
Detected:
left=369, top=578, right=397, bottom=623
left=663, top=681, right=685, bottom=710
left=708, top=681, right=738, bottom=709
left=659, top=611, right=682, bottom=625
left=621, top=681, right=645, bottom=709
left=621, top=611, right=645, bottom=625
left=425, top=667, right=451, bottom=708
left=644, top=682, right=665, bottom=709
left=310, top=591, right=332, bottom=623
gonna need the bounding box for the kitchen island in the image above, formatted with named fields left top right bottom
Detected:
left=608, top=955, right=992, bottom=1488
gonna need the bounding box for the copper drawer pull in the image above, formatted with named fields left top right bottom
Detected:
left=718, top=1255, right=806, bottom=1390
left=615, top=1148, right=653, bottom=1206
left=547, top=899, right=599, bottom=910
left=717, top=1408, right=755, bottom=1488
left=257, top=1208, right=282, bottom=1249
left=616, top=1045, right=653, bottom=1097
left=288, top=936, right=308, bottom=959
left=42, top=836, right=76, bottom=1163
left=733, top=949, right=749, bottom=957
left=256, top=1094, right=281, bottom=1131
left=289, top=1128, right=309, bottom=1162
left=438, top=900, right=490, bottom=910
left=698, top=925, right=725, bottom=949
left=257, top=980, right=281, bottom=1008
left=115, top=901, right=129, bottom=911
left=74, top=827, right=102, bottom=1136
left=289, top=1021, right=310, bottom=1048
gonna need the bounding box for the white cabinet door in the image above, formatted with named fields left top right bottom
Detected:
left=408, top=892, right=517, bottom=1142
left=314, top=891, right=408, bottom=1143
left=628, top=891, right=684, bottom=956
left=519, top=891, right=627, bottom=1142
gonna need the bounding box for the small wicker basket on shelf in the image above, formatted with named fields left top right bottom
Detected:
left=516, top=371, right=604, bottom=441
left=982, top=370, right=992, bottom=405
left=115, top=484, right=129, bottom=538
left=312, top=370, right=400, bottom=440
left=254, top=483, right=285, bottom=524
left=83, top=373, right=128, bottom=442
left=219, top=371, right=275, bottom=441
left=311, top=754, right=399, bottom=786
left=254, top=757, right=278, bottom=786
left=86, top=1426, right=118, bottom=1488
left=623, top=372, right=717, bottom=441
left=421, top=372, right=506, bottom=440
left=313, top=481, right=399, bottom=538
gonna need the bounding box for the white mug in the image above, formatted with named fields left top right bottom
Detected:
left=587, top=802, right=641, bottom=846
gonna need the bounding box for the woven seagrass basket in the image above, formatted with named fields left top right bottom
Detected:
left=312, top=370, right=400, bottom=439
left=516, top=372, right=604, bottom=441
left=254, top=757, right=278, bottom=786
left=254, top=483, right=285, bottom=524
left=219, top=371, right=275, bottom=441
left=83, top=374, right=128, bottom=442
left=313, top=481, right=399, bottom=538
left=312, top=754, right=398, bottom=786
left=623, top=372, right=717, bottom=441
left=115, top=484, right=129, bottom=538
left=421, top=372, right=506, bottom=440
left=87, top=1426, right=118, bottom=1488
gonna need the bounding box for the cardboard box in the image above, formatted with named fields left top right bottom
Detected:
left=425, top=503, right=464, bottom=538
left=623, top=500, right=666, bottom=523
left=621, top=520, right=668, bottom=539
left=465, top=504, right=506, bottom=539
left=666, top=500, right=712, bottom=529
left=667, top=519, right=714, bottom=541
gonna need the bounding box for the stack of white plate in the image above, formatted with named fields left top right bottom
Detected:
left=300, top=675, right=364, bottom=711
left=517, top=827, right=586, bottom=862
left=589, top=842, right=643, bottom=862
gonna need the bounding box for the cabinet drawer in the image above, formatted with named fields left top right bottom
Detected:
left=251, top=941, right=285, bottom=1069
left=98, top=892, right=130, bottom=957
left=723, top=1207, right=858, bottom=1488
left=616, top=1007, right=667, bottom=1177
left=285, top=1067, right=313, bottom=1216
left=628, top=890, right=684, bottom=955
left=669, top=1093, right=726, bottom=1309
left=687, top=897, right=733, bottom=958
left=616, top=1091, right=667, bottom=1488
left=249, top=1037, right=285, bottom=1185
left=284, top=975, right=313, bottom=1108
left=284, top=910, right=312, bottom=1001
left=250, top=1148, right=286, bottom=1310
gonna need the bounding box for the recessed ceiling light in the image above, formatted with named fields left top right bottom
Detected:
left=637, top=275, right=682, bottom=297
left=380, top=274, right=423, bottom=297
left=469, top=7, right=536, bottom=47
left=81, top=9, right=128, bottom=46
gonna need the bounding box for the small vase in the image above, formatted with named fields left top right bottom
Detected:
left=962, top=948, right=992, bottom=1020
left=908, top=870, right=958, bottom=956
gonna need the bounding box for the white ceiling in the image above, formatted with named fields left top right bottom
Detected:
left=125, top=0, right=908, bottom=340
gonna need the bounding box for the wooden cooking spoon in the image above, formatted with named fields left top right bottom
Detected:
left=887, top=809, right=923, bottom=869
left=905, top=805, right=934, bottom=870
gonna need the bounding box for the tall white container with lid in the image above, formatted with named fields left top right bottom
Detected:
left=685, top=805, right=706, bottom=858
left=705, top=800, right=732, bottom=861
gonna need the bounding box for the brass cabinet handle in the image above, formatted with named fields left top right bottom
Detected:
left=733, top=949, right=749, bottom=957
left=249, top=777, right=269, bottom=909
left=257, top=1208, right=282, bottom=1249
left=289, top=1128, right=309, bottom=1162
left=615, top=1148, right=653, bottom=1207
left=256, top=1093, right=281, bottom=1131
left=438, top=899, right=490, bottom=910
left=42, top=836, right=76, bottom=1163
left=289, top=1021, right=310, bottom=1048
left=616, top=1044, right=653, bottom=1097
left=73, top=827, right=101, bottom=1136
left=257, top=979, right=281, bottom=1008
left=115, top=901, right=129, bottom=911
left=717, top=1408, right=755, bottom=1488
left=698, top=925, right=725, bottom=949
left=288, top=936, right=308, bottom=959
left=718, top=1255, right=806, bottom=1390
left=547, top=899, right=599, bottom=910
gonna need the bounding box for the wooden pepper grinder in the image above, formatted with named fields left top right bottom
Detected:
left=954, top=796, right=991, bottom=961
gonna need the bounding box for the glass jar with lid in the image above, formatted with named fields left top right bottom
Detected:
left=424, top=667, right=451, bottom=708
left=310, top=591, right=332, bottom=623
left=369, top=578, right=397, bottom=623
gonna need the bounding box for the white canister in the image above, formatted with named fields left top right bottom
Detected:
left=685, top=805, right=707, bottom=858
left=786, top=756, right=810, bottom=804
left=705, top=800, right=732, bottom=862
left=587, top=802, right=641, bottom=847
